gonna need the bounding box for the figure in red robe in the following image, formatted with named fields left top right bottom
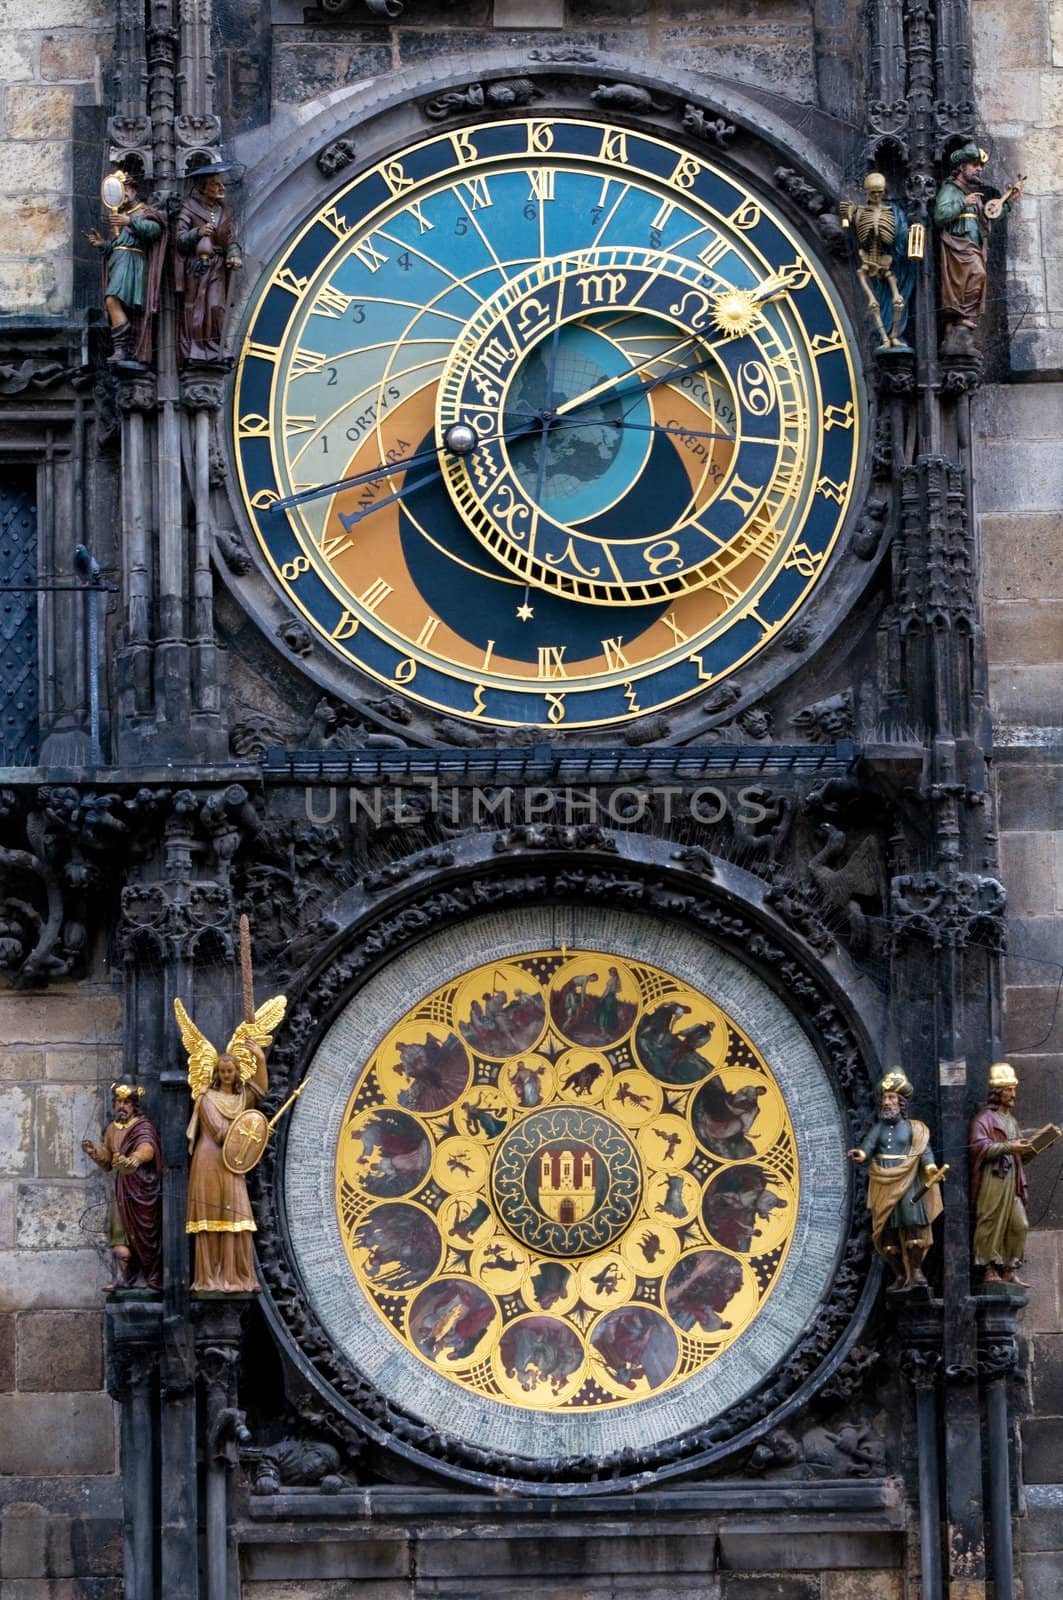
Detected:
left=82, top=1083, right=162, bottom=1292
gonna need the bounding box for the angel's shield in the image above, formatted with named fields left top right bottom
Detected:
left=223, top=1108, right=271, bottom=1174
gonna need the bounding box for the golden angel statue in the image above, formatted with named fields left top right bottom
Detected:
left=174, top=992, right=286, bottom=1293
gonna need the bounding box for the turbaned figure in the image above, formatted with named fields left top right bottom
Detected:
left=174, top=994, right=286, bottom=1293
left=849, top=1070, right=944, bottom=1288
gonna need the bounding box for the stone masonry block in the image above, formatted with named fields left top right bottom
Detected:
left=0, top=0, right=109, bottom=23
left=719, top=1578, right=819, bottom=1600
left=0, top=32, right=33, bottom=83
left=0, top=1249, right=102, bottom=1311
left=35, top=1084, right=103, bottom=1178
left=985, top=603, right=1063, bottom=669
left=998, top=763, right=1063, bottom=834
left=1024, top=1551, right=1063, bottom=1600
left=45, top=1048, right=119, bottom=1082
left=0, top=141, right=68, bottom=194
left=981, top=513, right=1062, bottom=600
left=970, top=0, right=1051, bottom=69
left=0, top=1088, right=32, bottom=1177
left=39, top=33, right=103, bottom=81
left=0, top=992, right=120, bottom=1050
left=0, top=1182, right=14, bottom=1248
left=0, top=1053, right=44, bottom=1083
left=17, top=1310, right=102, bottom=1392
left=494, top=0, right=565, bottom=23
left=0, top=1312, right=13, bottom=1390
left=1030, top=1332, right=1063, bottom=1413
left=241, top=1588, right=411, bottom=1600
left=0, top=1502, right=72, bottom=1579
left=990, top=665, right=1063, bottom=728
left=0, top=256, right=63, bottom=314
left=1022, top=1417, right=1063, bottom=1483
left=718, top=1528, right=901, bottom=1570
left=0, top=197, right=70, bottom=258
left=4, top=86, right=73, bottom=141
left=15, top=1182, right=102, bottom=1252
left=978, top=442, right=1063, bottom=515
left=1022, top=1231, right=1063, bottom=1332
left=0, top=1392, right=115, bottom=1474
left=823, top=1575, right=904, bottom=1600
left=1005, top=987, right=1063, bottom=1055
left=976, top=382, right=1063, bottom=442
left=1000, top=833, right=1060, bottom=916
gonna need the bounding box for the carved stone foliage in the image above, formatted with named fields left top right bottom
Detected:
left=0, top=785, right=176, bottom=983
left=250, top=860, right=876, bottom=1491
left=890, top=870, right=1007, bottom=952
left=232, top=816, right=357, bottom=970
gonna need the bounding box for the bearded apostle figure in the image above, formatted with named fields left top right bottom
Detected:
left=174, top=992, right=286, bottom=1293
left=848, top=1070, right=945, bottom=1288
left=82, top=1083, right=162, bottom=1292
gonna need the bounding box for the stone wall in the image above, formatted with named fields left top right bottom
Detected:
left=0, top=1, right=111, bottom=316
left=975, top=373, right=1063, bottom=1594
left=972, top=5, right=1063, bottom=1592
left=0, top=983, right=123, bottom=1594
left=973, top=0, right=1063, bottom=372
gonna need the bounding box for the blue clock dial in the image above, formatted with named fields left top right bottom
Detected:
left=232, top=117, right=864, bottom=730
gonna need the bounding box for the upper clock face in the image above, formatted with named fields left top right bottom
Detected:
left=233, top=116, right=863, bottom=729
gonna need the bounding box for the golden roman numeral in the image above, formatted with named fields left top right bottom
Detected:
left=537, top=645, right=568, bottom=679
left=661, top=611, right=689, bottom=645
left=461, top=175, right=493, bottom=211
left=245, top=341, right=278, bottom=365
left=320, top=531, right=354, bottom=562
left=359, top=577, right=393, bottom=611
left=601, top=637, right=630, bottom=670
left=527, top=168, right=555, bottom=202
left=290, top=347, right=328, bottom=376
left=721, top=475, right=762, bottom=515
left=415, top=615, right=440, bottom=648
left=697, top=235, right=730, bottom=274
left=284, top=414, right=317, bottom=437
left=313, top=283, right=354, bottom=319
left=407, top=199, right=434, bottom=233
left=651, top=199, right=676, bottom=232
left=350, top=237, right=389, bottom=273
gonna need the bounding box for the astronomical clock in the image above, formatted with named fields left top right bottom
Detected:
left=231, top=115, right=862, bottom=731
left=230, top=97, right=876, bottom=1492
left=279, top=905, right=851, bottom=1472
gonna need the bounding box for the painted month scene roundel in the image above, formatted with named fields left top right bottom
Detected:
left=285, top=908, right=848, bottom=1459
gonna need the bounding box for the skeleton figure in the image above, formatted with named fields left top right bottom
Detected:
left=839, top=173, right=917, bottom=351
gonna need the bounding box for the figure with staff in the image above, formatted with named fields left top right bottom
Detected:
left=174, top=918, right=287, bottom=1293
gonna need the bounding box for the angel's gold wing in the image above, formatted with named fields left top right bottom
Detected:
left=225, top=994, right=288, bottom=1083
left=173, top=998, right=218, bottom=1101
